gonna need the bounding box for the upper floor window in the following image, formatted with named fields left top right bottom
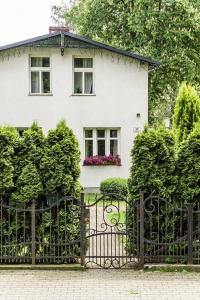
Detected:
left=30, top=57, right=51, bottom=94
left=73, top=58, right=93, bottom=95
left=84, top=128, right=120, bottom=157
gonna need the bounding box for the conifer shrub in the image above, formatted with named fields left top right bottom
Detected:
left=0, top=126, right=19, bottom=201
left=40, top=120, right=81, bottom=199
left=176, top=125, right=200, bottom=208
left=173, top=83, right=200, bottom=145
left=128, top=125, right=176, bottom=200
left=12, top=122, right=45, bottom=204
left=127, top=125, right=177, bottom=255
left=0, top=121, right=81, bottom=261
left=12, top=162, right=43, bottom=204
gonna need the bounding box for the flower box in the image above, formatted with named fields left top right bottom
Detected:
left=83, top=155, right=121, bottom=166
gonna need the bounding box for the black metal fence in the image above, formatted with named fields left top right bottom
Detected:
left=0, top=197, right=81, bottom=264
left=0, top=192, right=200, bottom=268
left=137, top=192, right=200, bottom=266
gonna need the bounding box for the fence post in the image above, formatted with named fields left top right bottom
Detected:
left=188, top=203, right=193, bottom=264
left=80, top=193, right=85, bottom=267
left=31, top=200, right=36, bottom=265
left=139, top=191, right=145, bottom=268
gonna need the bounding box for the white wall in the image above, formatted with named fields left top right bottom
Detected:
left=0, top=47, right=148, bottom=188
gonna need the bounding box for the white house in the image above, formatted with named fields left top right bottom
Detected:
left=0, top=28, right=160, bottom=190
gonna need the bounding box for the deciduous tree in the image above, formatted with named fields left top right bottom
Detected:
left=53, top=0, right=200, bottom=123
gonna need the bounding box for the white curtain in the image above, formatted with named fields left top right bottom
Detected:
left=84, top=72, right=93, bottom=94
left=31, top=72, right=40, bottom=93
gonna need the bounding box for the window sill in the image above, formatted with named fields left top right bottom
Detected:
left=28, top=93, right=53, bottom=96
left=71, top=94, right=96, bottom=97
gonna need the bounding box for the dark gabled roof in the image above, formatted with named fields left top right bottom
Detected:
left=0, top=32, right=161, bottom=68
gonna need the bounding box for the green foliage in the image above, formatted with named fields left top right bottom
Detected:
left=0, top=121, right=81, bottom=261
left=173, top=83, right=200, bottom=145
left=176, top=125, right=200, bottom=208
left=12, top=162, right=43, bottom=204
left=0, top=127, right=19, bottom=200
left=14, top=122, right=45, bottom=179
left=128, top=125, right=176, bottom=199
left=127, top=125, right=177, bottom=256
left=59, top=0, right=200, bottom=123
left=100, top=177, right=128, bottom=198
left=12, top=122, right=44, bottom=204
left=41, top=120, right=80, bottom=198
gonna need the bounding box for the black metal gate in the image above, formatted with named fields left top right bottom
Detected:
left=80, top=193, right=139, bottom=269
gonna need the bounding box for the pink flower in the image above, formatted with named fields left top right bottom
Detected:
left=83, top=155, right=121, bottom=166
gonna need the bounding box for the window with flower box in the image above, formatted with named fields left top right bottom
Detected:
left=84, top=128, right=121, bottom=166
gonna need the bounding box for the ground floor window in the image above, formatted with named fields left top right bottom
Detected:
left=84, top=128, right=120, bottom=166
left=16, top=127, right=29, bottom=137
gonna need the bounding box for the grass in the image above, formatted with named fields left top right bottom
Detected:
left=84, top=194, right=123, bottom=207
left=106, top=211, right=126, bottom=224
left=84, top=193, right=127, bottom=230
left=84, top=193, right=127, bottom=207
left=84, top=193, right=102, bottom=205
left=144, top=265, right=200, bottom=273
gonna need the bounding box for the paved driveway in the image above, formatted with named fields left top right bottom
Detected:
left=0, top=269, right=200, bottom=300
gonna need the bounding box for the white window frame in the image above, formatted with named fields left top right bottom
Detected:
left=29, top=56, right=52, bottom=95
left=84, top=128, right=120, bottom=158
left=73, top=57, right=94, bottom=95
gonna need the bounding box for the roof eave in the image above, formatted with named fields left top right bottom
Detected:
left=0, top=32, right=161, bottom=67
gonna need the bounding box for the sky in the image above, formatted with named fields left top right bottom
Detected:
left=0, top=0, right=66, bottom=46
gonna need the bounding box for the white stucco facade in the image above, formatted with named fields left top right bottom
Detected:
left=0, top=42, right=149, bottom=188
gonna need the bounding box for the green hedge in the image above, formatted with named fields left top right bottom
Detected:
left=128, top=125, right=176, bottom=200
left=0, top=120, right=81, bottom=260
left=100, top=177, right=128, bottom=198
left=176, top=125, right=200, bottom=208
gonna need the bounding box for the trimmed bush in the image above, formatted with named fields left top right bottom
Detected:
left=127, top=125, right=177, bottom=255
left=128, top=125, right=176, bottom=200
left=41, top=120, right=81, bottom=199
left=12, top=122, right=44, bottom=204
left=176, top=125, right=200, bottom=208
left=100, top=177, right=128, bottom=198
left=173, top=83, right=200, bottom=146
left=12, top=162, right=43, bottom=204
left=0, top=126, right=19, bottom=201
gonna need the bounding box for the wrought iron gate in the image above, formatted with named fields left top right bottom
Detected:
left=80, top=193, right=139, bottom=269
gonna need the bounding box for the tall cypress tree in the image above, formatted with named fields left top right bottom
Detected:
left=12, top=122, right=44, bottom=204
left=41, top=120, right=81, bottom=199
left=172, top=83, right=200, bottom=145
left=128, top=125, right=176, bottom=200
left=12, top=162, right=43, bottom=204
left=176, top=125, right=200, bottom=208
left=0, top=127, right=19, bottom=202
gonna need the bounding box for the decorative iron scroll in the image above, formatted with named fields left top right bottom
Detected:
left=83, top=193, right=139, bottom=269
